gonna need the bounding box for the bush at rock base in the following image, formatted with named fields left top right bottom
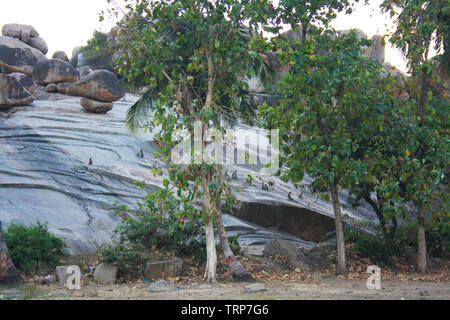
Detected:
left=345, top=231, right=402, bottom=267
left=4, top=221, right=67, bottom=275
left=111, top=190, right=207, bottom=262
left=346, top=214, right=449, bottom=267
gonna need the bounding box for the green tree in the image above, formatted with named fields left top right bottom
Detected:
left=260, top=29, right=397, bottom=274
left=275, top=0, right=358, bottom=44
left=117, top=0, right=274, bottom=282
left=381, top=0, right=449, bottom=273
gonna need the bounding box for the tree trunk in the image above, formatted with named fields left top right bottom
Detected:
left=364, top=194, right=387, bottom=235
left=216, top=214, right=253, bottom=281
left=216, top=214, right=233, bottom=258
left=203, top=218, right=217, bottom=282
left=417, top=203, right=427, bottom=274
left=201, top=175, right=217, bottom=282
left=330, top=183, right=347, bottom=274
left=0, top=221, right=21, bottom=284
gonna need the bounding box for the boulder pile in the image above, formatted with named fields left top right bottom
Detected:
left=67, top=70, right=125, bottom=113
left=0, top=23, right=124, bottom=113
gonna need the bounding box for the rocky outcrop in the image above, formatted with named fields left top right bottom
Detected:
left=365, top=35, right=385, bottom=64
left=9, top=72, right=35, bottom=93
left=0, top=74, right=34, bottom=108
left=80, top=97, right=113, bottom=114
left=300, top=244, right=335, bottom=270
left=27, top=36, right=48, bottom=55
left=381, top=62, right=409, bottom=99
left=2, top=24, right=39, bottom=43
left=55, top=82, right=74, bottom=94
left=264, top=239, right=313, bottom=271
left=32, top=59, right=79, bottom=85
left=52, top=51, right=69, bottom=62
left=0, top=43, right=37, bottom=76
left=46, top=83, right=58, bottom=93
left=0, top=36, right=47, bottom=64
left=77, top=66, right=92, bottom=77
left=1, top=23, right=48, bottom=58
left=0, top=93, right=12, bottom=109
left=70, top=46, right=83, bottom=67
left=67, top=70, right=124, bottom=102
left=232, top=201, right=335, bottom=242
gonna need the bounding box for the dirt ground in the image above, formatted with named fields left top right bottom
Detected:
left=1, top=275, right=449, bottom=300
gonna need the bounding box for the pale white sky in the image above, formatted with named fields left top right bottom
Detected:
left=0, top=0, right=414, bottom=72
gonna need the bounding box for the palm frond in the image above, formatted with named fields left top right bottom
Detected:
left=126, top=87, right=155, bottom=135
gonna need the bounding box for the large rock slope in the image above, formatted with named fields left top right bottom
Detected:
left=0, top=95, right=377, bottom=254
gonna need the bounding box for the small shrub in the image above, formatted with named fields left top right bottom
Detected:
left=100, top=244, right=146, bottom=276
left=4, top=222, right=67, bottom=275
left=345, top=231, right=402, bottom=266
left=113, top=190, right=207, bottom=261
left=395, top=219, right=449, bottom=258
left=227, top=235, right=241, bottom=256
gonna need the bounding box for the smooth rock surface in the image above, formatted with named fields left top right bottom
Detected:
left=0, top=94, right=378, bottom=254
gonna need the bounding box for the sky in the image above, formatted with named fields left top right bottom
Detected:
left=0, top=0, right=411, bottom=72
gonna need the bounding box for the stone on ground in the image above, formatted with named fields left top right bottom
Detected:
left=242, top=283, right=266, bottom=293
left=148, top=280, right=177, bottom=292
left=144, top=258, right=183, bottom=280
left=231, top=260, right=254, bottom=282
left=80, top=97, right=113, bottom=114
left=93, top=263, right=118, bottom=284
left=55, top=265, right=84, bottom=286
left=264, top=239, right=313, bottom=271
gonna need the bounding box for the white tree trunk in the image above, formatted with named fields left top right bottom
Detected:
left=203, top=218, right=217, bottom=282
left=417, top=203, right=427, bottom=274
left=330, top=183, right=347, bottom=274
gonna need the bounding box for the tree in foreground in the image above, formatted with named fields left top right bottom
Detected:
left=381, top=0, right=449, bottom=273
left=117, top=0, right=274, bottom=282
left=260, top=29, right=399, bottom=274
left=0, top=221, right=21, bottom=284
